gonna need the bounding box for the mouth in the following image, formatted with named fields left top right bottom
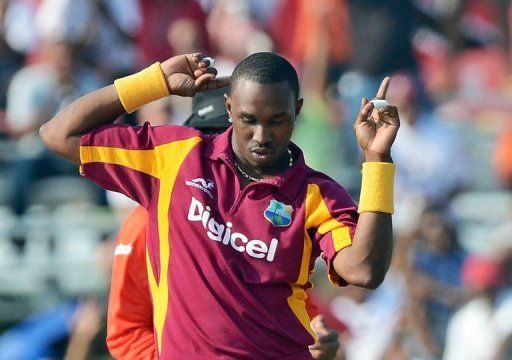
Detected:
left=250, top=148, right=275, bottom=162
left=252, top=147, right=274, bottom=154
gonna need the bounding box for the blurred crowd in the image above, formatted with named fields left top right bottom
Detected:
left=1, top=0, right=512, bottom=359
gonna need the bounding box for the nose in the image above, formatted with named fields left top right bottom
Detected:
left=252, top=125, right=271, bottom=145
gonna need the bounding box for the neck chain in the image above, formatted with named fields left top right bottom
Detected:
left=235, top=149, right=293, bottom=182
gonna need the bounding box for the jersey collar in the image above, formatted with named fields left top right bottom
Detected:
left=203, top=127, right=308, bottom=201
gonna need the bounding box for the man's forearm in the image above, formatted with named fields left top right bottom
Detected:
left=40, top=55, right=227, bottom=164
left=333, top=212, right=393, bottom=289
left=40, top=85, right=125, bottom=164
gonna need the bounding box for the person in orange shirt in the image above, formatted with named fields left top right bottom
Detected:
left=107, top=206, right=156, bottom=359
left=106, top=88, right=340, bottom=359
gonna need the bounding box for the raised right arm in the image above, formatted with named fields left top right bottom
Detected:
left=40, top=54, right=228, bottom=164
left=39, top=85, right=124, bottom=164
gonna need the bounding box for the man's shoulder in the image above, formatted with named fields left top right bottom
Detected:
left=304, top=167, right=348, bottom=195
left=302, top=167, right=356, bottom=207
left=147, top=124, right=204, bottom=144
left=83, top=123, right=206, bottom=149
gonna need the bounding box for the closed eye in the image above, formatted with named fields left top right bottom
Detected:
left=271, top=118, right=286, bottom=125
left=241, top=117, right=257, bottom=125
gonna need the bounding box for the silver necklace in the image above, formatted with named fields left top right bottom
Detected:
left=235, top=149, right=293, bottom=182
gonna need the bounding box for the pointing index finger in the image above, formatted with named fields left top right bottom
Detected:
left=375, top=76, right=391, bottom=99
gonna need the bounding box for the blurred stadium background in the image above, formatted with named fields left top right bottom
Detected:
left=0, top=0, right=512, bottom=359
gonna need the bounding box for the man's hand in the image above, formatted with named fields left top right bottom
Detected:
left=309, top=315, right=340, bottom=360
left=354, top=77, right=400, bottom=162
left=71, top=299, right=103, bottom=341
left=160, top=53, right=230, bottom=97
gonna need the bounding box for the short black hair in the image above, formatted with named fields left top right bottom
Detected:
left=229, top=52, right=300, bottom=99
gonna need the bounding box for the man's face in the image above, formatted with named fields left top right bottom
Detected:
left=226, top=79, right=302, bottom=169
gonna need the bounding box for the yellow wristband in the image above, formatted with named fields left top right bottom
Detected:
left=114, top=62, right=170, bottom=113
left=358, top=162, right=396, bottom=214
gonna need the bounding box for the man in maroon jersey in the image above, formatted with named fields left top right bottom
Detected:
left=106, top=88, right=340, bottom=359
left=40, top=52, right=398, bottom=359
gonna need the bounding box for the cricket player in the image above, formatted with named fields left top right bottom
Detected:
left=106, top=88, right=340, bottom=359
left=40, top=52, right=398, bottom=358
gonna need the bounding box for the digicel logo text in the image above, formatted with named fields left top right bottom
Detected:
left=187, top=197, right=278, bottom=262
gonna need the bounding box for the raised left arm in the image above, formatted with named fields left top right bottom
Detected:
left=333, top=77, right=399, bottom=289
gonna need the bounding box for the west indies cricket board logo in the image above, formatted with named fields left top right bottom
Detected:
left=264, top=199, right=293, bottom=227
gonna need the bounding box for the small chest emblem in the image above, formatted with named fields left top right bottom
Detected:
left=264, top=199, right=293, bottom=227
left=185, top=178, right=215, bottom=199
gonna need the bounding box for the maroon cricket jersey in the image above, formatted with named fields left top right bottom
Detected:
left=80, top=124, right=358, bottom=359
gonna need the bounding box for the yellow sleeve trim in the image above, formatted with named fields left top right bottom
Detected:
left=114, top=62, right=170, bottom=113
left=79, top=144, right=91, bottom=165
left=80, top=145, right=159, bottom=177
left=332, top=226, right=352, bottom=252
left=305, top=183, right=353, bottom=253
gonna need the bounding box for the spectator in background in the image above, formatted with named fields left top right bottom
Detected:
left=6, top=39, right=103, bottom=213
left=34, top=0, right=95, bottom=52
left=329, top=234, right=409, bottom=360
left=291, top=0, right=359, bottom=194
left=0, top=0, right=25, bottom=114
left=383, top=234, right=439, bottom=360
left=388, top=72, right=468, bottom=206
left=337, top=0, right=418, bottom=167
left=63, top=299, right=105, bottom=360
left=34, top=0, right=140, bottom=81
left=408, top=207, right=467, bottom=356
left=269, top=0, right=352, bottom=83
left=485, top=227, right=512, bottom=359
left=346, top=0, right=416, bottom=77
left=2, top=0, right=38, bottom=56
left=206, top=0, right=273, bottom=76
left=0, top=300, right=83, bottom=359
left=0, top=239, right=112, bottom=359
left=133, top=0, right=211, bottom=122
left=137, top=0, right=209, bottom=65
left=444, top=255, right=512, bottom=360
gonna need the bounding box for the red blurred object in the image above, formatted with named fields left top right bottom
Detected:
left=454, top=47, right=508, bottom=92
left=306, top=292, right=349, bottom=335
left=461, top=255, right=504, bottom=292
left=269, top=0, right=352, bottom=67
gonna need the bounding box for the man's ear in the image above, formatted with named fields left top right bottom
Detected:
left=295, top=98, right=304, bottom=117
left=224, top=94, right=232, bottom=118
